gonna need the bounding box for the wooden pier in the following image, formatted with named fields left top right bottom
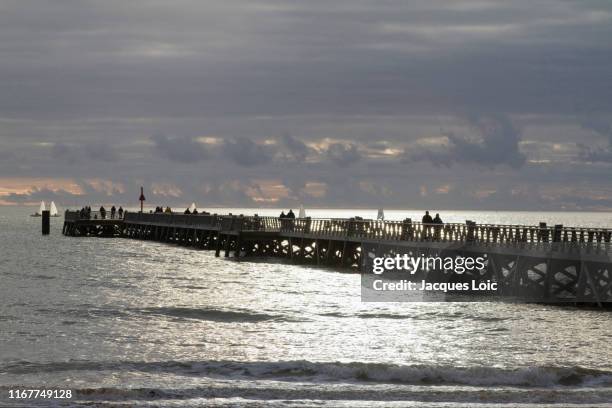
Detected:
left=62, top=210, right=612, bottom=304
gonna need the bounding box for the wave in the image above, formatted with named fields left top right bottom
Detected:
left=35, top=305, right=293, bottom=323
left=321, top=311, right=511, bottom=322
left=137, top=307, right=288, bottom=323
left=2, top=385, right=610, bottom=406
left=3, top=360, right=611, bottom=388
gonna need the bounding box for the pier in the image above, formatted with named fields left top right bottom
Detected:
left=62, top=211, right=612, bottom=304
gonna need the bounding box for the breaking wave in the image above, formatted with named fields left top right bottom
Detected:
left=3, top=360, right=611, bottom=387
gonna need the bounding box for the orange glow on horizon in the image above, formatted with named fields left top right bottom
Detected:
left=0, top=178, right=84, bottom=204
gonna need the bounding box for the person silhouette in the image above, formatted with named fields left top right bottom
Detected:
left=422, top=210, right=433, bottom=239
left=432, top=213, right=443, bottom=240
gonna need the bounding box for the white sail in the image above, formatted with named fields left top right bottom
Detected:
left=377, top=208, right=384, bottom=220
left=50, top=201, right=58, bottom=216
left=298, top=204, right=306, bottom=218
left=39, top=201, right=46, bottom=214
left=189, top=202, right=196, bottom=212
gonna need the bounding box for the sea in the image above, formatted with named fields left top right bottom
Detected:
left=1, top=206, right=611, bottom=407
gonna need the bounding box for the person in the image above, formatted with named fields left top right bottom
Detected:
left=118, top=207, right=124, bottom=219
left=110, top=206, right=116, bottom=219
left=100, top=206, right=106, bottom=219
left=432, top=213, right=443, bottom=240
left=287, top=209, right=295, bottom=219
left=422, top=210, right=433, bottom=239
left=165, top=206, right=172, bottom=213
left=279, top=211, right=286, bottom=219
left=192, top=208, right=198, bottom=214
left=184, top=208, right=191, bottom=214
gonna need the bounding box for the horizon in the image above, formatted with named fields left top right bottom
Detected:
left=9, top=202, right=612, bottom=213
left=8, top=200, right=612, bottom=214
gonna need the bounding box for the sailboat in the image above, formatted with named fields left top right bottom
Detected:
left=50, top=201, right=60, bottom=217
left=31, top=201, right=45, bottom=217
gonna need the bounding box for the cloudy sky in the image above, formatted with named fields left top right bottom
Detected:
left=1, top=0, right=612, bottom=210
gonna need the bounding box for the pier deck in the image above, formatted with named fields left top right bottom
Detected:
left=62, top=211, right=612, bottom=303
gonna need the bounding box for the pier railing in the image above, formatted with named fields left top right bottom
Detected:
left=66, top=211, right=612, bottom=245
left=65, top=210, right=124, bottom=221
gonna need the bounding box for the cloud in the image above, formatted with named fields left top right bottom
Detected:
left=222, top=138, right=275, bottom=167
left=280, top=134, right=312, bottom=162
left=407, top=115, right=526, bottom=168
left=1, top=187, right=82, bottom=205
left=326, top=143, right=362, bottom=166
left=51, top=142, right=118, bottom=163
left=580, top=117, right=612, bottom=140
left=1, top=1, right=612, bottom=210
left=579, top=117, right=612, bottom=162
left=151, top=134, right=209, bottom=163
left=83, top=141, right=119, bottom=162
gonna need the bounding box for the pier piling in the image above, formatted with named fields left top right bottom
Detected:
left=42, top=210, right=50, bottom=235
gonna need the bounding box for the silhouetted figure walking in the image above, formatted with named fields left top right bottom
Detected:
left=100, top=206, right=106, bottom=219
left=110, top=206, right=116, bottom=219
left=118, top=207, right=124, bottom=219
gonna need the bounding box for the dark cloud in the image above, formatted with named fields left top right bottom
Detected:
left=580, top=117, right=612, bottom=141
left=407, top=115, right=526, bottom=168
left=51, top=142, right=118, bottom=163
left=151, top=134, right=209, bottom=163
left=326, top=143, right=361, bottom=166
left=578, top=117, right=612, bottom=162
left=280, top=134, right=312, bottom=162
left=1, top=1, right=612, bottom=209
left=222, top=138, right=275, bottom=167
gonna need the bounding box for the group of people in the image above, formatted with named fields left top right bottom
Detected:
left=279, top=209, right=296, bottom=219
left=422, top=210, right=443, bottom=239
left=78, top=206, right=92, bottom=219
left=100, top=205, right=124, bottom=219
left=79, top=205, right=124, bottom=219
left=152, top=206, right=212, bottom=215
left=154, top=206, right=173, bottom=214
left=421, top=210, right=443, bottom=225
left=183, top=207, right=211, bottom=215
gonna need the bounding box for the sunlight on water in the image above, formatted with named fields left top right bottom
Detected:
left=1, top=207, right=611, bottom=406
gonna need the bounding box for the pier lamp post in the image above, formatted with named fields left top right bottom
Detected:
left=139, top=186, right=146, bottom=213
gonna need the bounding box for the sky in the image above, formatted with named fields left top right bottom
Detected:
left=1, top=0, right=612, bottom=210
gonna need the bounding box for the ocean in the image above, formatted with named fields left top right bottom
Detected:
left=1, top=206, right=611, bottom=407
